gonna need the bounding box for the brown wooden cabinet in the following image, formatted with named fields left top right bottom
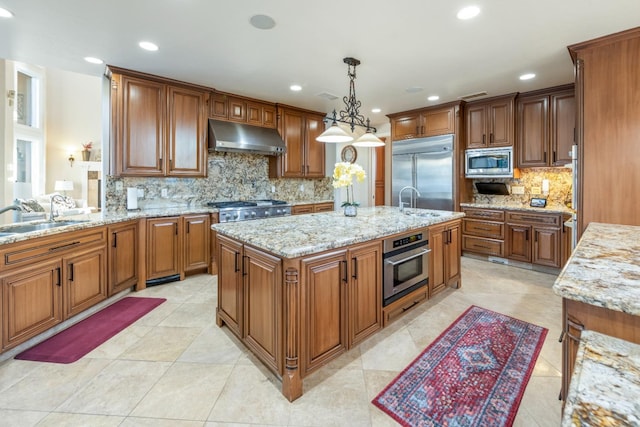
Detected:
left=269, top=106, right=326, bottom=178
left=429, top=220, right=461, bottom=296
left=146, top=217, right=182, bottom=281
left=388, top=105, right=456, bottom=141
left=292, top=202, right=335, bottom=215
left=516, top=85, right=575, bottom=167
left=505, top=211, right=562, bottom=268
left=210, top=92, right=276, bottom=129
left=65, top=246, right=107, bottom=318
left=216, top=234, right=244, bottom=337
left=108, top=221, right=138, bottom=296
left=210, top=213, right=219, bottom=275
left=110, top=68, right=208, bottom=177
left=461, top=207, right=505, bottom=257
left=347, top=241, right=382, bottom=347
left=466, top=94, right=516, bottom=148
left=183, top=214, right=210, bottom=274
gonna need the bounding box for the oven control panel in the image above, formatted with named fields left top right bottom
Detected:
left=391, top=233, right=423, bottom=249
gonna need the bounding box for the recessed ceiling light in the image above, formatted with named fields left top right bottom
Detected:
left=371, top=108, right=381, bottom=113
left=405, top=86, right=423, bottom=93
left=139, top=41, right=159, bottom=51
left=457, top=5, right=480, bottom=20
left=84, top=57, right=104, bottom=65
left=520, top=73, right=536, bottom=80
left=428, top=95, right=440, bottom=101
left=0, top=7, right=13, bottom=18
left=250, top=14, right=276, bottom=30
left=290, top=84, right=302, bottom=92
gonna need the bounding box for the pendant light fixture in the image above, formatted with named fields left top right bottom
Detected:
left=316, top=57, right=385, bottom=147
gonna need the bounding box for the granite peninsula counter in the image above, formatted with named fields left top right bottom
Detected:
left=552, top=222, right=640, bottom=422
left=212, top=206, right=464, bottom=401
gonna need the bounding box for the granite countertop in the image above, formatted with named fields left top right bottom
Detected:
left=562, top=330, right=640, bottom=426
left=213, top=206, right=464, bottom=259
left=460, top=201, right=573, bottom=215
left=552, top=223, right=640, bottom=316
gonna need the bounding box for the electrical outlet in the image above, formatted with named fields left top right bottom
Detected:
left=531, top=186, right=542, bottom=194
left=161, top=188, right=168, bottom=198
left=137, top=188, right=144, bottom=198
left=115, top=181, right=123, bottom=192
left=271, top=185, right=276, bottom=193
left=299, top=184, right=304, bottom=192
left=511, top=185, right=525, bottom=195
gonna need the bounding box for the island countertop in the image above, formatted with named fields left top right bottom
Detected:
left=562, top=330, right=640, bottom=426
left=552, top=222, right=640, bottom=316
left=212, top=206, right=464, bottom=258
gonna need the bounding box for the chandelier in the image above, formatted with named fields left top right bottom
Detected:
left=316, top=57, right=385, bottom=147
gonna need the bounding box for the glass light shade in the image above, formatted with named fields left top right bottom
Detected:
left=54, top=180, right=74, bottom=192
left=352, top=131, right=385, bottom=147
left=316, top=123, right=354, bottom=143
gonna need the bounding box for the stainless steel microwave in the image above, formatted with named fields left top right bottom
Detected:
left=465, top=147, right=513, bottom=178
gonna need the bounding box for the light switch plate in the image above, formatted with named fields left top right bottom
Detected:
left=531, top=186, right=542, bottom=194
left=511, top=185, right=525, bottom=194
left=137, top=188, right=144, bottom=198
left=115, top=181, right=123, bottom=192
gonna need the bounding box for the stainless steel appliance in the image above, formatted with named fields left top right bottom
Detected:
left=569, top=144, right=579, bottom=249
left=392, top=134, right=454, bottom=211
left=208, top=119, right=286, bottom=156
left=207, top=199, right=291, bottom=222
left=382, top=230, right=430, bottom=306
left=464, top=146, right=513, bottom=178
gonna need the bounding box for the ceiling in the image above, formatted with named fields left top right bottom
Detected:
left=1, top=0, right=639, bottom=128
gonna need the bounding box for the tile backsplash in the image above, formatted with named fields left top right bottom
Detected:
left=104, top=152, right=333, bottom=211
left=472, top=167, right=572, bottom=206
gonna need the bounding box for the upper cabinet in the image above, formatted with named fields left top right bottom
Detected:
left=465, top=94, right=516, bottom=148
left=210, top=91, right=276, bottom=129
left=110, top=67, right=208, bottom=177
left=388, top=105, right=456, bottom=141
left=516, top=85, right=575, bottom=167
left=269, top=105, right=326, bottom=178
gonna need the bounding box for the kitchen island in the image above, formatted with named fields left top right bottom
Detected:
left=552, top=222, right=640, bottom=423
left=213, top=206, right=464, bottom=401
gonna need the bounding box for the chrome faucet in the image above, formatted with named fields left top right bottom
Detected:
left=0, top=203, right=24, bottom=215
left=50, top=194, right=66, bottom=221
left=399, top=186, right=421, bottom=213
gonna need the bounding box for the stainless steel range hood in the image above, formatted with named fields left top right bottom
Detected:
left=208, top=119, right=286, bottom=155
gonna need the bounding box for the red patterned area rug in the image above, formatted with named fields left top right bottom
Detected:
left=372, top=305, right=547, bottom=427
left=15, top=297, right=166, bottom=364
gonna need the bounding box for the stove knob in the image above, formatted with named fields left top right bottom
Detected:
left=232, top=213, right=238, bottom=220
left=251, top=211, right=256, bottom=217
left=265, top=211, right=270, bottom=217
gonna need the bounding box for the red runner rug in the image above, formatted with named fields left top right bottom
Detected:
left=15, top=297, right=166, bottom=364
left=372, top=305, right=547, bottom=427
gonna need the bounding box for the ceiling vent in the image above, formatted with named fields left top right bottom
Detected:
left=459, top=91, right=488, bottom=100
left=316, top=91, right=339, bottom=101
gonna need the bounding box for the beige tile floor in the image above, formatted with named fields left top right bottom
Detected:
left=0, top=257, right=563, bottom=426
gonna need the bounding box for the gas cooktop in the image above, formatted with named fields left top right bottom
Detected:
left=206, top=199, right=289, bottom=209
left=207, top=199, right=291, bottom=222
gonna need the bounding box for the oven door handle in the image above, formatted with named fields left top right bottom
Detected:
left=384, top=248, right=431, bottom=266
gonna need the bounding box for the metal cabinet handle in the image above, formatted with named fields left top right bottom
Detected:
left=234, top=252, right=240, bottom=272
left=56, top=267, right=61, bottom=286
left=352, top=257, right=358, bottom=279
left=242, top=255, right=248, bottom=277
left=69, top=263, right=74, bottom=282
left=342, top=260, right=348, bottom=283
left=112, top=232, right=117, bottom=248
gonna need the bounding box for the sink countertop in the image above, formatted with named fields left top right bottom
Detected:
left=213, top=206, right=464, bottom=259
left=460, top=201, right=573, bottom=215
left=562, top=330, right=640, bottom=426
left=552, top=222, right=640, bottom=316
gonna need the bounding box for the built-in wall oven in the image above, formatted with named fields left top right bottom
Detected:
left=383, top=230, right=430, bottom=306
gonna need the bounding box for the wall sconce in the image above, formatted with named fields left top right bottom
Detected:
left=68, top=153, right=75, bottom=167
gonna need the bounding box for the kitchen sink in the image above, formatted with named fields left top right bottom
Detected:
left=0, top=220, right=90, bottom=234
left=404, top=210, right=443, bottom=218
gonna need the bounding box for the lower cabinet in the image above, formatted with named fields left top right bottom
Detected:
left=183, top=214, right=210, bottom=274
left=429, top=220, right=461, bottom=296
left=292, top=202, right=335, bottom=215
left=505, top=212, right=562, bottom=268
left=146, top=217, right=182, bottom=281
left=108, top=220, right=139, bottom=296
left=65, top=245, right=107, bottom=318
left=216, top=234, right=244, bottom=337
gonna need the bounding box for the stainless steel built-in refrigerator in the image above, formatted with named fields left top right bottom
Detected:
left=392, top=134, right=454, bottom=211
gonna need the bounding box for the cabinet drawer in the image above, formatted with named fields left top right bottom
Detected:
left=462, top=235, right=504, bottom=257
left=463, top=219, right=504, bottom=239
left=314, top=202, right=335, bottom=213
left=506, top=212, right=561, bottom=227
left=462, top=208, right=505, bottom=221
left=1, top=227, right=107, bottom=271
left=382, top=286, right=428, bottom=327
left=292, top=205, right=314, bottom=215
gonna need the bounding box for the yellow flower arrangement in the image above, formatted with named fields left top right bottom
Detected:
left=332, top=162, right=366, bottom=207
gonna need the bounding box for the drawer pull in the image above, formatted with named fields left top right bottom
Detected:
left=402, top=299, right=421, bottom=312
left=48, top=241, right=81, bottom=253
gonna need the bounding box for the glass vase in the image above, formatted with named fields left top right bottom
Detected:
left=344, top=205, right=357, bottom=217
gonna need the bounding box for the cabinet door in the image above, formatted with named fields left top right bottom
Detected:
left=278, top=108, right=305, bottom=177
left=262, top=104, right=277, bottom=128
left=167, top=86, right=207, bottom=177
left=243, top=246, right=282, bottom=374
left=429, top=224, right=445, bottom=295
left=301, top=250, right=348, bottom=374
left=2, top=260, right=63, bottom=350
left=488, top=99, right=513, bottom=147
left=228, top=97, right=247, bottom=122
left=348, top=242, right=382, bottom=347
left=423, top=108, right=454, bottom=136
left=216, top=235, right=243, bottom=337
left=506, top=224, right=532, bottom=262
left=118, top=75, right=165, bottom=176
left=517, top=95, right=549, bottom=167
left=313, top=202, right=335, bottom=213
left=391, top=114, right=421, bottom=140
left=183, top=214, right=210, bottom=273
left=65, top=246, right=107, bottom=318
left=108, top=221, right=138, bottom=296
left=551, top=90, right=575, bottom=166
left=466, top=104, right=487, bottom=148
left=146, top=217, right=181, bottom=280
left=304, top=114, right=326, bottom=178
left=292, top=204, right=314, bottom=215
left=533, top=227, right=561, bottom=268
left=210, top=92, right=228, bottom=119
left=445, top=223, right=461, bottom=286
